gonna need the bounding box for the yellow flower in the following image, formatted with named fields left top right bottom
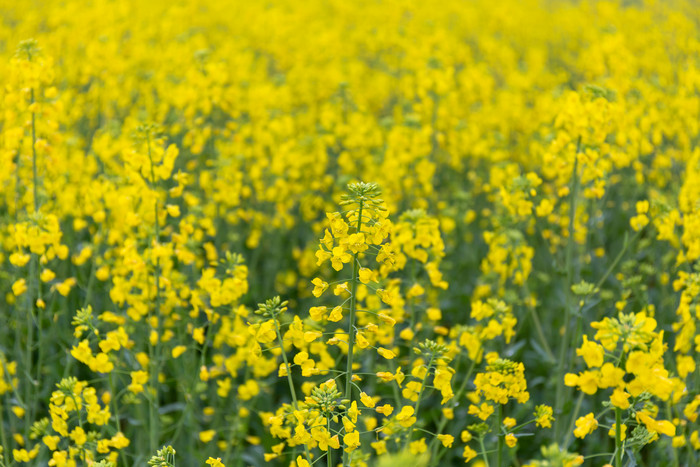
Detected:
left=309, top=306, right=327, bottom=321
left=355, top=331, right=369, bottom=348
left=311, top=278, right=328, bottom=297
left=461, top=430, right=472, bottom=442
left=573, top=413, right=598, bottom=439
left=348, top=401, right=359, bottom=423
left=13, top=449, right=30, bottom=462
left=331, top=246, right=351, bottom=271
left=303, top=331, right=322, bottom=342
left=410, top=438, right=427, bottom=454
left=253, top=321, right=275, bottom=344
left=636, top=411, right=676, bottom=437
left=193, top=327, right=206, bottom=344
left=346, top=233, right=368, bottom=254
left=360, top=392, right=375, bottom=408
left=610, top=388, right=631, bottom=410
left=293, top=351, right=309, bottom=365
left=205, top=458, right=225, bottom=467
left=328, top=306, right=343, bottom=322
left=12, top=279, right=27, bottom=296
left=69, top=426, right=87, bottom=446
left=437, top=434, right=454, bottom=447
left=463, top=445, right=477, bottom=462
left=358, top=267, right=373, bottom=284
left=371, top=440, right=387, bottom=455
left=396, top=406, right=416, bottom=427
left=608, top=424, right=627, bottom=441
left=343, top=431, right=360, bottom=452
left=40, top=269, right=56, bottom=282
left=199, top=430, right=216, bottom=443
left=89, top=353, right=114, bottom=373
left=505, top=433, right=517, bottom=447
left=9, top=252, right=30, bottom=267
left=171, top=345, right=186, bottom=358
left=43, top=435, right=60, bottom=451
left=576, top=336, right=604, bottom=368
left=427, top=307, right=442, bottom=321
left=468, top=402, right=494, bottom=421
left=565, top=370, right=598, bottom=395
left=534, top=405, right=554, bottom=428
left=166, top=204, right=180, bottom=217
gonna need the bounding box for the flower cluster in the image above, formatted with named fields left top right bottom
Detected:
left=1, top=0, right=700, bottom=466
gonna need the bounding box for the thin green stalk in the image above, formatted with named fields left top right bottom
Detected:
left=13, top=135, right=21, bottom=222
left=327, top=416, right=333, bottom=467
left=387, top=360, right=403, bottom=409
left=24, top=85, right=44, bottom=435
left=343, top=201, right=363, bottom=467
left=169, top=332, right=209, bottom=446
left=23, top=256, right=36, bottom=438
left=274, top=322, right=300, bottom=409
left=108, top=372, right=121, bottom=434
left=146, top=131, right=161, bottom=453
left=407, top=261, right=418, bottom=349
left=223, top=395, right=250, bottom=467
left=614, top=408, right=622, bottom=467
left=563, top=391, right=584, bottom=449
left=570, top=230, right=638, bottom=351
left=344, top=200, right=364, bottom=400
left=561, top=232, right=639, bottom=446
left=82, top=232, right=101, bottom=310
left=478, top=436, right=491, bottom=467
left=666, top=399, right=680, bottom=467
left=554, top=136, right=581, bottom=439
left=273, top=319, right=312, bottom=463
left=30, top=88, right=39, bottom=215
left=403, top=354, right=434, bottom=451
left=526, top=296, right=555, bottom=363
left=428, top=357, right=477, bottom=465
left=108, top=372, right=128, bottom=467
left=0, top=394, right=9, bottom=467
left=495, top=404, right=503, bottom=467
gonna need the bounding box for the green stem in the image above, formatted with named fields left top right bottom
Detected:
left=554, top=136, right=581, bottom=440
left=30, top=88, right=39, bottom=214
left=22, top=86, right=43, bottom=436
left=344, top=201, right=364, bottom=401
left=0, top=394, right=9, bottom=467
left=387, top=360, right=402, bottom=408
left=667, top=399, right=680, bottom=467
left=428, top=357, right=477, bottom=465
left=343, top=202, right=363, bottom=467
left=108, top=372, right=121, bottom=433
left=275, top=323, right=300, bottom=409
left=478, top=436, right=491, bottom=467
left=495, top=404, right=503, bottom=467
left=327, top=416, right=333, bottom=467
left=403, top=354, right=434, bottom=451
left=169, top=330, right=209, bottom=448
left=563, top=391, right=584, bottom=449
left=527, top=299, right=555, bottom=363
left=614, top=408, right=622, bottom=467
left=146, top=132, right=161, bottom=453
left=273, top=318, right=312, bottom=463
left=23, top=256, right=36, bottom=438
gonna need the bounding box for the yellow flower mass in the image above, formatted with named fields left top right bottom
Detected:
left=0, top=0, right=698, bottom=466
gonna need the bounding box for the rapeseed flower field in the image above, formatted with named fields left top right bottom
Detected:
left=1, top=0, right=699, bottom=465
